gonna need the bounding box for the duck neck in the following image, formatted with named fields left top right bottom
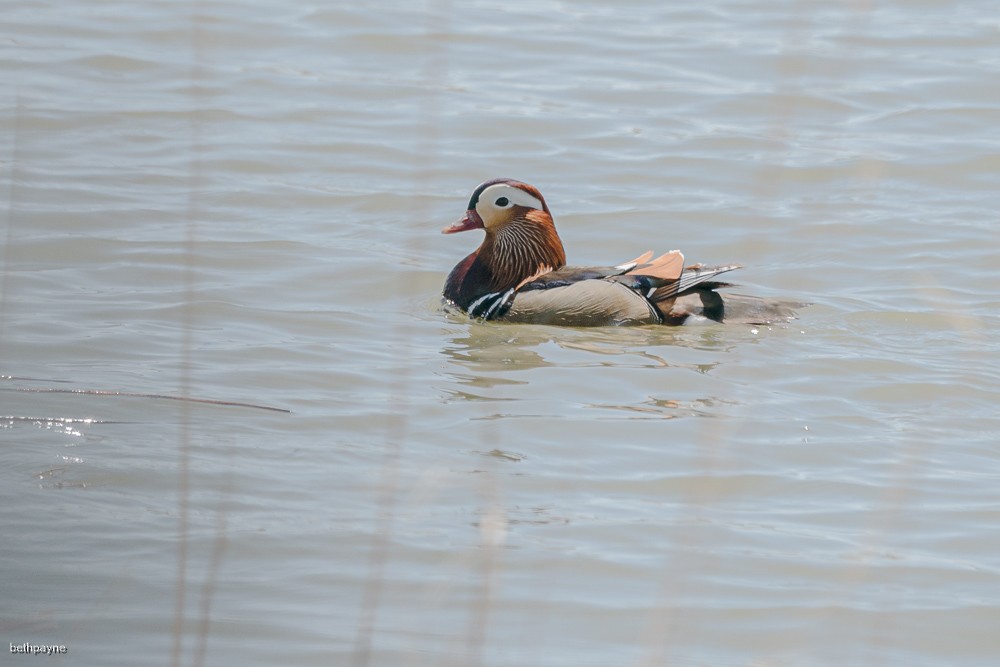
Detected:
left=444, top=217, right=566, bottom=311
left=482, top=218, right=566, bottom=291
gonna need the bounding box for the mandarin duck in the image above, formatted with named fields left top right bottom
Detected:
left=442, top=178, right=800, bottom=326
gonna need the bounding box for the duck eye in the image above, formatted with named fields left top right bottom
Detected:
left=494, top=197, right=509, bottom=207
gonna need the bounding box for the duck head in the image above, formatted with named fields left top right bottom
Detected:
left=443, top=178, right=552, bottom=235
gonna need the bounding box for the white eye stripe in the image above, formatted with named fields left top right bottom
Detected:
left=477, top=184, right=543, bottom=211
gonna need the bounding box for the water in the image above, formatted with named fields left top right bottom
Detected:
left=2, top=1, right=999, bottom=665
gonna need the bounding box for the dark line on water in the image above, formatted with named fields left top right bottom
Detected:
left=1, top=386, right=291, bottom=414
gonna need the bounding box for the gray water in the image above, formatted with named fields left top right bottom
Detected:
left=2, top=1, right=999, bottom=666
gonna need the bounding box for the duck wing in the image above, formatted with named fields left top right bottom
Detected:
left=470, top=252, right=745, bottom=326
left=504, top=279, right=662, bottom=326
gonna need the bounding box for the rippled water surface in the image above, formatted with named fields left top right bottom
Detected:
left=3, top=1, right=999, bottom=665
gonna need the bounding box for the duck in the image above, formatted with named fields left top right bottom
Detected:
left=442, top=178, right=800, bottom=326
